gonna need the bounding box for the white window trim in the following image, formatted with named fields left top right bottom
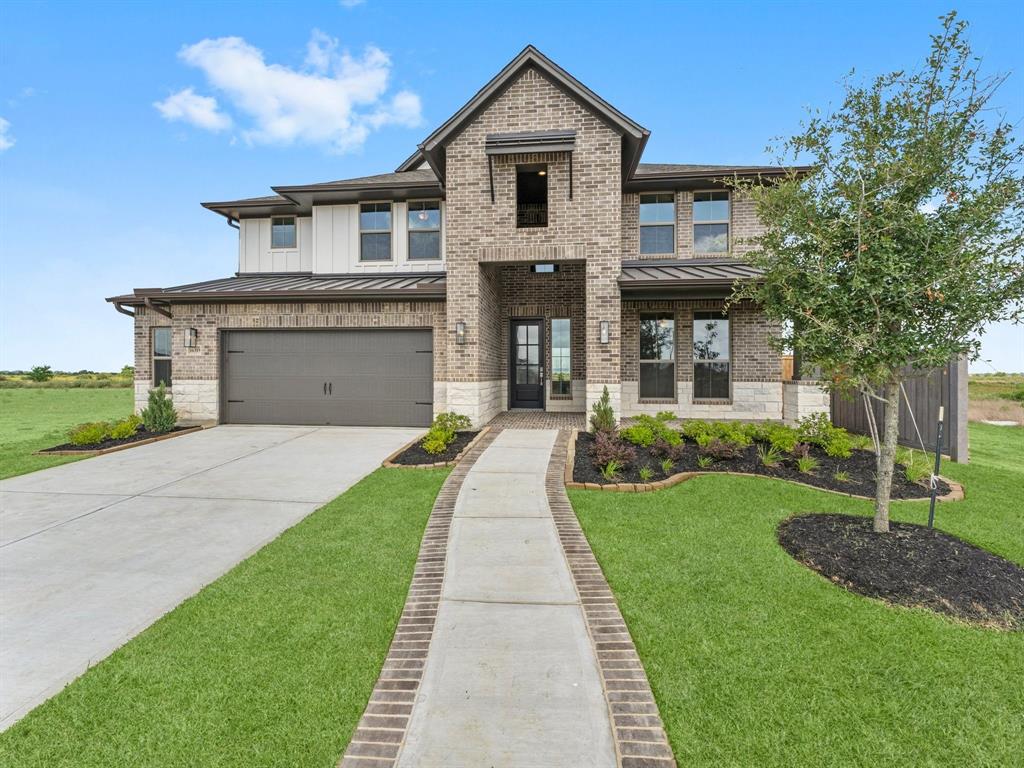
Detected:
left=269, top=216, right=298, bottom=251
left=638, top=192, right=676, bottom=256
left=359, top=200, right=394, bottom=263
left=692, top=189, right=731, bottom=256
left=407, top=199, right=442, bottom=262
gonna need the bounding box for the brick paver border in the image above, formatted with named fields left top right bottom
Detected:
left=547, top=430, right=678, bottom=768
left=338, top=429, right=499, bottom=768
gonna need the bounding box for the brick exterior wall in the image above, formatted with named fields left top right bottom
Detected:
left=442, top=66, right=622, bottom=421
left=621, top=190, right=763, bottom=259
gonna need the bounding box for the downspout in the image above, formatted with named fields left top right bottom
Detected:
left=113, top=301, right=136, bottom=318
left=227, top=216, right=239, bottom=230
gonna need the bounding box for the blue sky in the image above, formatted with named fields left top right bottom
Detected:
left=1, top=0, right=1021, bottom=372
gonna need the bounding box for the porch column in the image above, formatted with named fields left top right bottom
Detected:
left=584, top=253, right=621, bottom=420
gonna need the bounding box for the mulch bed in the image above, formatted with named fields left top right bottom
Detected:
left=572, top=432, right=947, bottom=499
left=41, top=426, right=194, bottom=453
left=388, top=430, right=479, bottom=466
left=779, top=514, right=1024, bottom=630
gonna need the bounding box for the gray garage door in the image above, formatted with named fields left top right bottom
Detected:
left=221, top=329, right=433, bottom=427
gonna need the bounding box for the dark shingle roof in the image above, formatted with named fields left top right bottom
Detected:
left=276, top=168, right=438, bottom=191
left=635, top=163, right=794, bottom=177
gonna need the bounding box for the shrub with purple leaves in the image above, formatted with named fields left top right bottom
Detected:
left=591, top=431, right=637, bottom=470
left=649, top=437, right=685, bottom=462
left=698, top=437, right=742, bottom=460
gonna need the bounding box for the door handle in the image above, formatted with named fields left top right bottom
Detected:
left=540, top=366, right=545, bottom=382
left=329, top=382, right=333, bottom=395
left=323, top=382, right=327, bottom=395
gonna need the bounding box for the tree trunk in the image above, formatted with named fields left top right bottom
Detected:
left=874, top=380, right=901, bottom=533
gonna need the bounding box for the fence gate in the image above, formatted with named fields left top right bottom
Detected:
left=830, top=357, right=968, bottom=463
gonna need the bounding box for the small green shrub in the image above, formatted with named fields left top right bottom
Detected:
left=797, top=412, right=852, bottom=458
left=421, top=429, right=451, bottom=455
left=796, top=455, right=819, bottom=475
left=591, top=432, right=637, bottom=470
left=696, top=455, right=714, bottom=469
left=655, top=410, right=676, bottom=422
left=901, top=450, right=931, bottom=483
left=590, top=386, right=616, bottom=434
left=650, top=437, right=685, bottom=462
left=433, top=412, right=472, bottom=433
left=756, top=444, right=782, bottom=468
left=109, top=415, right=142, bottom=439
left=621, top=415, right=681, bottom=448
left=681, top=419, right=713, bottom=442
left=833, top=470, right=851, bottom=483
left=620, top=423, right=656, bottom=447
left=1010, top=387, right=1024, bottom=404
left=699, top=437, right=742, bottom=460
left=767, top=425, right=799, bottom=454
left=28, top=364, right=53, bottom=382
left=601, top=460, right=623, bottom=482
left=68, top=421, right=111, bottom=446
left=850, top=433, right=876, bottom=452
left=638, top=466, right=654, bottom=483
left=660, top=457, right=675, bottom=475
left=141, top=383, right=178, bottom=433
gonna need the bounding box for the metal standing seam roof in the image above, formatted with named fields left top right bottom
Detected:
left=106, top=273, right=448, bottom=304
left=619, top=259, right=762, bottom=287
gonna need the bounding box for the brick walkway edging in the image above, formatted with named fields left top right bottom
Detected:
left=546, top=430, right=678, bottom=768
left=338, top=429, right=500, bottom=768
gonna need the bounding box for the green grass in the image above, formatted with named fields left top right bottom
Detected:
left=0, top=388, right=135, bottom=479
left=968, top=372, right=1024, bottom=402
left=0, top=467, right=447, bottom=767
left=571, top=423, right=1024, bottom=767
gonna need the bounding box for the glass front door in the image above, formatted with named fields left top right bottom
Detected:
left=510, top=319, right=544, bottom=409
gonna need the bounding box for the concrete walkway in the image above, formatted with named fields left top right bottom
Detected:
left=395, top=429, right=616, bottom=767
left=0, top=425, right=420, bottom=730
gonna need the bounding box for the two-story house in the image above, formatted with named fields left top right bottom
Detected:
left=108, top=46, right=829, bottom=428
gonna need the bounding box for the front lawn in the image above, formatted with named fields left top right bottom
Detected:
left=0, top=388, right=134, bottom=479
left=0, top=467, right=447, bottom=767
left=571, top=423, right=1024, bottom=767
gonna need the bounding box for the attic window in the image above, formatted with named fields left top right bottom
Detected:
left=516, top=164, right=548, bottom=228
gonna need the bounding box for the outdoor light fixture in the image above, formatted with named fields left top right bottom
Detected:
left=599, top=320, right=610, bottom=344
left=537, top=169, right=546, bottom=176
left=455, top=321, right=467, bottom=345
left=184, top=328, right=198, bottom=348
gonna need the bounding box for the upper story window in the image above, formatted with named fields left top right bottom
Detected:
left=271, top=217, right=296, bottom=249
left=639, top=193, right=675, bottom=255
left=693, top=191, right=730, bottom=254
left=408, top=201, right=441, bottom=260
left=153, top=327, right=172, bottom=387
left=360, top=202, right=392, bottom=261
left=516, top=164, right=548, bottom=228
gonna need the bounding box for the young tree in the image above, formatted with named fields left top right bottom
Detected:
left=729, top=12, right=1024, bottom=532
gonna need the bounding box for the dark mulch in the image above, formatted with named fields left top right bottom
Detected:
left=572, top=432, right=947, bottom=499
left=778, top=513, right=1024, bottom=629
left=389, top=430, right=479, bottom=465
left=41, top=426, right=194, bottom=453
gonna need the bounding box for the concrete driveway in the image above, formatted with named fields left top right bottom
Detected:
left=0, top=424, right=420, bottom=729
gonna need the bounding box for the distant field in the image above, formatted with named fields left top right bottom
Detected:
left=0, top=371, right=132, bottom=389
left=0, top=388, right=134, bottom=479
left=968, top=373, right=1024, bottom=424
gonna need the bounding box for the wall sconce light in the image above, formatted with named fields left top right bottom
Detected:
left=599, top=320, right=610, bottom=344
left=455, top=321, right=467, bottom=345
left=184, top=328, right=198, bottom=348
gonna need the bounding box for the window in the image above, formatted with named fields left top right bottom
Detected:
left=551, top=319, right=571, bottom=397
left=693, top=311, right=730, bottom=399
left=408, top=201, right=441, bottom=260
left=516, top=164, right=548, bottom=228
left=360, top=203, right=392, bottom=261
left=271, top=217, right=296, bottom=249
left=693, top=191, right=730, bottom=253
left=531, top=264, right=559, bottom=273
left=639, top=193, right=675, bottom=254
left=153, top=327, right=172, bottom=387
left=639, top=313, right=675, bottom=399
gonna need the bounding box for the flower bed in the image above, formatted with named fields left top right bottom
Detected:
left=39, top=426, right=199, bottom=454
left=387, top=430, right=480, bottom=466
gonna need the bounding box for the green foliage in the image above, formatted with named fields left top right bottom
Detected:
left=756, top=444, right=783, bottom=468
left=797, top=413, right=853, bottom=458
left=619, top=423, right=656, bottom=448
left=795, top=455, right=819, bottom=475
left=601, top=460, right=623, bottom=482
left=108, top=415, right=142, bottom=440
left=140, top=383, right=177, bottom=434
left=699, top=437, right=743, bottom=461
left=432, top=412, right=472, bottom=433
left=419, top=412, right=472, bottom=456
left=620, top=415, right=681, bottom=448
left=638, top=465, right=654, bottom=483
left=660, top=457, right=675, bottom=476
left=120, top=365, right=135, bottom=378
left=682, top=419, right=752, bottom=451
left=27, top=365, right=53, bottom=382
left=681, top=419, right=713, bottom=443
left=655, top=410, right=676, bottom=422
left=696, top=455, right=714, bottom=469
left=1009, top=388, right=1024, bottom=404
left=68, top=421, right=111, bottom=446
left=833, top=470, right=852, bottom=483
left=589, top=386, right=616, bottom=434
left=420, top=430, right=450, bottom=455
left=900, top=450, right=932, bottom=483
left=591, top=432, right=637, bottom=470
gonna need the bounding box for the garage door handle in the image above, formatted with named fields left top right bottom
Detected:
left=323, top=382, right=327, bottom=395
left=328, top=382, right=333, bottom=395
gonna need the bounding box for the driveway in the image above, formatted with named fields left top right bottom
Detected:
left=0, top=424, right=420, bottom=729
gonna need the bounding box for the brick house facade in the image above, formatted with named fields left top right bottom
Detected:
left=109, top=46, right=828, bottom=428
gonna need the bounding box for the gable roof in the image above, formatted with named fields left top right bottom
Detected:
left=396, top=45, right=649, bottom=185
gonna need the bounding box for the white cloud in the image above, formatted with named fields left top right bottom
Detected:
left=339, top=0, right=366, bottom=8
left=154, top=87, right=232, bottom=132
left=164, top=31, right=421, bottom=153
left=0, top=117, right=14, bottom=151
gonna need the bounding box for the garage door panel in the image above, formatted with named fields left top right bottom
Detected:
left=222, top=329, right=433, bottom=427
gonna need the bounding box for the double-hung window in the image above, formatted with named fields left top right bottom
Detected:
left=639, top=313, right=675, bottom=399
left=693, top=311, right=730, bottom=399
left=551, top=318, right=571, bottom=397
left=693, top=191, right=730, bottom=254
left=271, top=217, right=296, bottom=249
left=153, top=327, right=172, bottom=387
left=639, top=193, right=675, bottom=255
left=359, top=203, right=392, bottom=261
left=408, top=201, right=441, bottom=260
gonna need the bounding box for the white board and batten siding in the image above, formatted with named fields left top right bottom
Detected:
left=238, top=217, right=313, bottom=273
left=312, top=202, right=446, bottom=274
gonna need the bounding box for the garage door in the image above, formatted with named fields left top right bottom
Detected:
left=221, top=329, right=433, bottom=427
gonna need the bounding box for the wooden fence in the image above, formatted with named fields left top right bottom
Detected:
left=830, top=357, right=969, bottom=462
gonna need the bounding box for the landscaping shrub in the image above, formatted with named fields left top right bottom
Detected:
left=68, top=421, right=111, bottom=446
left=764, top=424, right=799, bottom=453
left=756, top=444, right=783, bottom=468
left=681, top=419, right=713, bottom=443
left=108, top=415, right=142, bottom=439
left=589, top=386, right=616, bottom=434
left=649, top=436, right=685, bottom=462
left=655, top=410, right=676, bottom=422
left=591, top=431, right=636, bottom=470
left=141, top=383, right=177, bottom=433
left=621, top=415, right=682, bottom=448
left=791, top=442, right=812, bottom=459
left=619, top=422, right=656, bottom=447
left=797, top=412, right=853, bottom=458
left=420, top=411, right=471, bottom=456
left=28, top=365, right=54, bottom=382
left=698, top=437, right=742, bottom=460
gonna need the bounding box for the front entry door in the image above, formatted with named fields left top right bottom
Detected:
left=510, top=319, right=545, bottom=409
